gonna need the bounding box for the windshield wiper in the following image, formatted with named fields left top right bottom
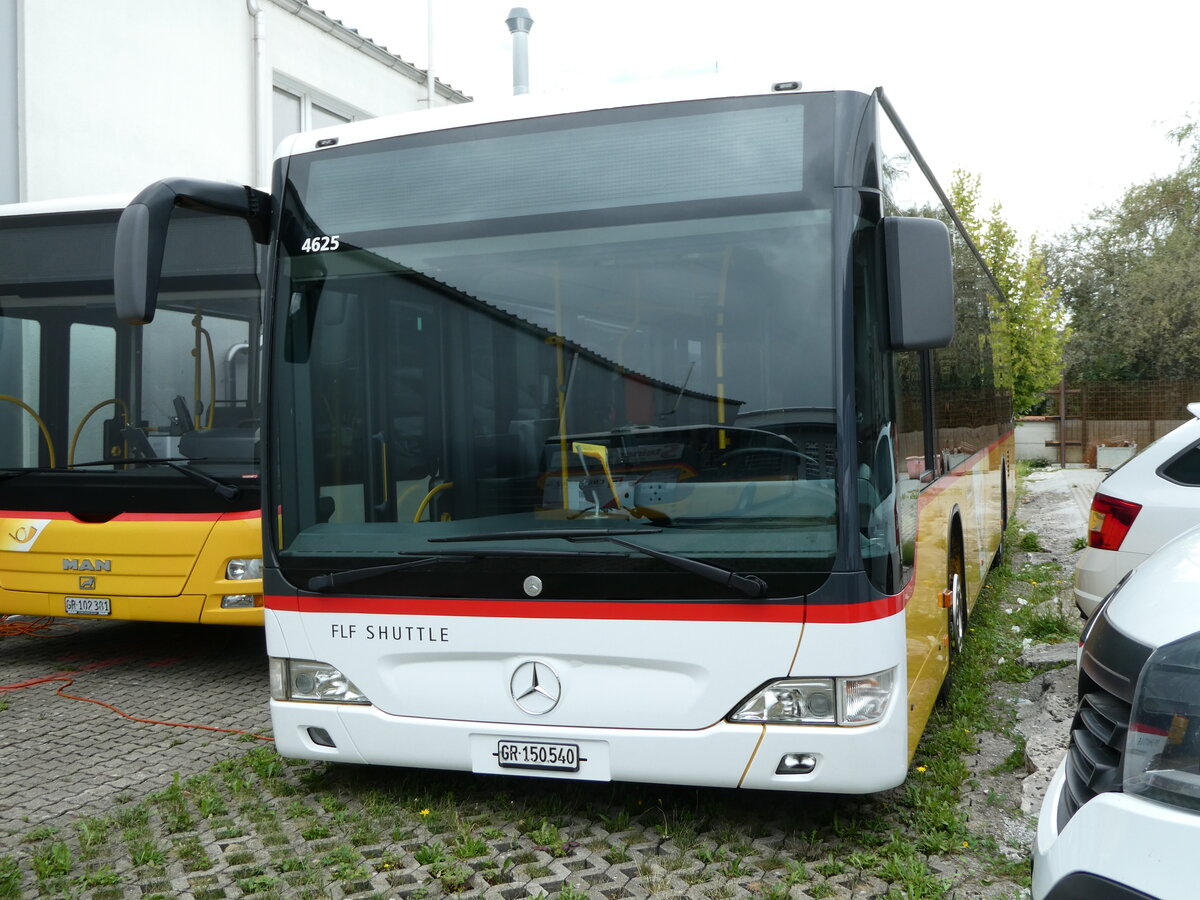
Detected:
left=117, top=456, right=244, bottom=500
left=0, top=458, right=243, bottom=501
left=306, top=547, right=600, bottom=593
left=308, top=555, right=470, bottom=592
left=429, top=528, right=769, bottom=599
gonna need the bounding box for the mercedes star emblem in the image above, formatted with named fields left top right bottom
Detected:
left=509, top=660, right=561, bottom=715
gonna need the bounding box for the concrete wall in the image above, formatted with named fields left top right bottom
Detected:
left=0, top=0, right=16, bottom=204
left=1016, top=420, right=1059, bottom=464
left=15, top=0, right=466, bottom=201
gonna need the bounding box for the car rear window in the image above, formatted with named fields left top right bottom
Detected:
left=1161, top=443, right=1200, bottom=486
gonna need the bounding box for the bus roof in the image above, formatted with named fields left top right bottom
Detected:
left=276, top=79, right=861, bottom=162
left=0, top=193, right=132, bottom=218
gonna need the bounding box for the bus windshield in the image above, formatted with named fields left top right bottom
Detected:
left=273, top=94, right=840, bottom=599
left=0, top=207, right=261, bottom=508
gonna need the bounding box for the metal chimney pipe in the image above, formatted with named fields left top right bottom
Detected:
left=505, top=7, right=533, bottom=95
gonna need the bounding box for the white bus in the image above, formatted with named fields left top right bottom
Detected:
left=116, top=82, right=1013, bottom=793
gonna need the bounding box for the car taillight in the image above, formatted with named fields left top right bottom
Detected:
left=1087, top=492, right=1142, bottom=551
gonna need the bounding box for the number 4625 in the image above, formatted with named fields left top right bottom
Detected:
left=301, top=235, right=341, bottom=253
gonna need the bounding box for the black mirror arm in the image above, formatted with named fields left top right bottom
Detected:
left=114, top=178, right=271, bottom=325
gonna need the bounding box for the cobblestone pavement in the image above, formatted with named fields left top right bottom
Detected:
left=0, top=619, right=270, bottom=845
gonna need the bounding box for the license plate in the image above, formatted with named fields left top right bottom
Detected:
left=496, top=740, right=581, bottom=771
left=64, top=597, right=111, bottom=616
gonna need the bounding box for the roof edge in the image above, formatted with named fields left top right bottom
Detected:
left=268, top=0, right=472, bottom=103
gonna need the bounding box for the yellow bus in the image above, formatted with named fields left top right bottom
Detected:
left=117, top=83, right=1013, bottom=791
left=0, top=196, right=264, bottom=625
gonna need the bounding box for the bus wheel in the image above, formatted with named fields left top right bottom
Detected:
left=938, top=551, right=967, bottom=704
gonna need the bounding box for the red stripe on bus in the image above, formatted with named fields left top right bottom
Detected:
left=265, top=592, right=907, bottom=624
left=1, top=510, right=258, bottom=522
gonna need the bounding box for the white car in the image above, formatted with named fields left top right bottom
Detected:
left=1033, top=522, right=1200, bottom=900
left=1074, top=402, right=1200, bottom=617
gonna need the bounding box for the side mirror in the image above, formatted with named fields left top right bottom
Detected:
left=115, top=179, right=271, bottom=324
left=883, top=216, right=954, bottom=350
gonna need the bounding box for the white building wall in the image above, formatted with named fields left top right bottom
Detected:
left=14, top=0, right=467, bottom=202
left=266, top=5, right=437, bottom=118
left=0, top=0, right=19, bottom=203
left=21, top=0, right=254, bottom=200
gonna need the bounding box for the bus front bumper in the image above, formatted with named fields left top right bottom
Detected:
left=269, top=698, right=910, bottom=794
left=0, top=590, right=262, bottom=625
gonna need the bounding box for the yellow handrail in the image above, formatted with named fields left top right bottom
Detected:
left=0, top=394, right=57, bottom=468
left=413, top=482, right=454, bottom=523
left=69, top=398, right=131, bottom=466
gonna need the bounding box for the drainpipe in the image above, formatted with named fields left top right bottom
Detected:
left=425, top=0, right=435, bottom=107
left=247, top=0, right=271, bottom=189
left=505, top=7, right=533, bottom=95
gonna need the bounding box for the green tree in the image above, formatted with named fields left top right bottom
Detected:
left=1046, top=126, right=1200, bottom=381
left=950, top=171, right=1068, bottom=413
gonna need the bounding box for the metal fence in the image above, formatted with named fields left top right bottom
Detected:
left=1023, top=379, right=1200, bottom=466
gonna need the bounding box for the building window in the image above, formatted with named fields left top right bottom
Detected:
left=272, top=81, right=361, bottom=150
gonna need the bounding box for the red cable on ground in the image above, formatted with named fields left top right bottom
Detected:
left=0, top=672, right=274, bottom=742
left=0, top=615, right=78, bottom=637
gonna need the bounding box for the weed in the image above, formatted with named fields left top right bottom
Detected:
left=129, top=840, right=166, bottom=867
left=781, top=860, right=810, bottom=884
left=879, top=851, right=949, bottom=897
left=23, top=825, right=59, bottom=843
left=435, top=861, right=473, bottom=891
left=75, top=817, right=112, bottom=856
left=244, top=746, right=286, bottom=780
left=174, top=835, right=212, bottom=872
left=75, top=865, right=122, bottom=888
left=696, top=846, right=725, bottom=865
left=527, top=819, right=568, bottom=856
left=237, top=871, right=280, bottom=893
left=414, top=842, right=447, bottom=866
left=1072, top=536, right=1088, bottom=551
left=32, top=842, right=72, bottom=882
left=1019, top=530, right=1043, bottom=552
left=452, top=832, right=490, bottom=858
left=188, top=774, right=229, bottom=819
left=605, top=843, right=631, bottom=863
left=1022, top=609, right=1079, bottom=644
left=813, top=857, right=844, bottom=878
left=558, top=883, right=590, bottom=900
left=479, top=856, right=516, bottom=885
left=721, top=856, right=754, bottom=877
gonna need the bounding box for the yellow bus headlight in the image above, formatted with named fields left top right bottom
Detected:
left=226, top=557, right=263, bottom=580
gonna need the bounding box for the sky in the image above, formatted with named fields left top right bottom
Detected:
left=312, top=0, right=1199, bottom=243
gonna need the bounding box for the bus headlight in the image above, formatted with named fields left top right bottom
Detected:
left=729, top=668, right=895, bottom=726
left=270, top=658, right=370, bottom=705
left=842, top=669, right=895, bottom=724
left=226, top=557, right=263, bottom=580
left=729, top=678, right=837, bottom=725
left=1124, top=633, right=1200, bottom=811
